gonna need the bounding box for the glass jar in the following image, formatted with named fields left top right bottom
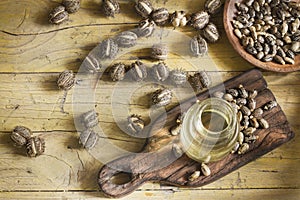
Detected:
left=180, top=98, right=239, bottom=163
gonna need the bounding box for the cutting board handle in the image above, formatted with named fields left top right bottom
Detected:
left=98, top=146, right=178, bottom=198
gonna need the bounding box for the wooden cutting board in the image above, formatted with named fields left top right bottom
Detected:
left=98, top=69, right=294, bottom=198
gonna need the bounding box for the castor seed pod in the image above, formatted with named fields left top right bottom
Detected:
left=57, top=70, right=75, bottom=91
left=80, top=129, right=99, bottom=150
left=26, top=136, right=45, bottom=157
left=11, top=126, right=32, bottom=147
left=62, top=0, right=80, bottom=13
left=109, top=63, right=126, bottom=81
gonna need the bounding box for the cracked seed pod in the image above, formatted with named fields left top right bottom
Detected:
left=264, top=101, right=278, bottom=111
left=127, top=114, right=145, bottom=134
left=26, top=136, right=45, bottom=157
left=190, top=35, right=208, bottom=57
left=49, top=6, right=69, bottom=24
left=62, top=0, right=80, bottom=13
left=136, top=18, right=156, bottom=37
left=188, top=73, right=203, bottom=92
left=103, top=0, right=120, bottom=17
left=205, top=0, right=222, bottom=14
left=151, top=88, right=172, bottom=107
left=203, top=23, right=220, bottom=43
left=190, top=11, right=210, bottom=30
left=170, top=69, right=187, bottom=85
left=11, top=126, right=32, bottom=147
left=151, top=62, right=169, bottom=82
left=84, top=55, right=102, bottom=73
left=98, top=39, right=119, bottom=59
left=171, top=11, right=189, bottom=27
left=129, top=61, right=147, bottom=81
left=198, top=71, right=211, bottom=88
left=81, top=110, right=99, bottom=128
left=80, top=129, right=99, bottom=149
left=151, top=44, right=168, bottom=60
left=151, top=8, right=170, bottom=25
left=238, top=143, right=249, bottom=155
left=109, top=62, right=126, bottom=81
left=57, top=70, right=75, bottom=91
left=135, top=0, right=153, bottom=18
left=115, top=31, right=138, bottom=48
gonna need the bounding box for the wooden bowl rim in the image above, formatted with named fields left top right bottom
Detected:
left=223, top=0, right=300, bottom=72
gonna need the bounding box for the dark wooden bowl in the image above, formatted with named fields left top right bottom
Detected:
left=223, top=0, right=300, bottom=72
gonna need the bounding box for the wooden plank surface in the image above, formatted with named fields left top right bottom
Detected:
left=0, top=0, right=299, bottom=199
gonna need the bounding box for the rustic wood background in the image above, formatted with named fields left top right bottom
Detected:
left=0, top=0, right=299, bottom=199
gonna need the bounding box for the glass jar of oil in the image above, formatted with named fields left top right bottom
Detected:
left=180, top=98, right=239, bottom=163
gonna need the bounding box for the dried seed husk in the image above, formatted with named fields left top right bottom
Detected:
left=81, top=110, right=99, bottom=128
left=84, top=55, right=101, bottom=73
left=190, top=35, right=208, bottom=57
left=110, top=63, right=126, bottom=81
left=264, top=100, right=277, bottom=111
left=135, top=0, right=153, bottom=18
left=136, top=19, right=156, bottom=37
left=151, top=44, right=168, bottom=60
left=103, top=0, right=120, bottom=17
left=62, top=0, right=80, bottom=13
left=49, top=6, right=69, bottom=24
left=238, top=143, right=249, bottom=154
left=80, top=129, right=99, bottom=150
left=188, top=73, right=203, bottom=92
left=258, top=118, right=269, bottom=129
left=115, top=31, right=138, bottom=48
left=203, top=23, right=220, bottom=43
left=151, top=62, right=169, bottom=82
left=11, top=126, right=32, bottom=147
left=201, top=163, right=211, bottom=176
left=151, top=88, right=172, bottom=107
left=99, top=39, right=119, bottom=59
left=129, top=61, right=147, bottom=81
left=171, top=11, right=189, bottom=27
left=205, top=0, right=222, bottom=14
left=26, top=136, right=45, bottom=157
left=170, top=69, right=187, bottom=85
left=151, top=8, right=169, bottom=25
left=188, top=171, right=201, bottom=181
left=57, top=70, right=75, bottom=91
left=127, top=114, right=145, bottom=134
left=190, top=11, right=210, bottom=30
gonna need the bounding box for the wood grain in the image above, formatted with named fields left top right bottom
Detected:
left=0, top=0, right=299, bottom=199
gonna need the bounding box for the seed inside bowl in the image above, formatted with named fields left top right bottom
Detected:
left=232, top=0, right=300, bottom=65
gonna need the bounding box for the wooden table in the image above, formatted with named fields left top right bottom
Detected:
left=0, top=0, right=299, bottom=199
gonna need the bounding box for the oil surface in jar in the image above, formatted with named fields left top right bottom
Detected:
left=201, top=110, right=229, bottom=132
